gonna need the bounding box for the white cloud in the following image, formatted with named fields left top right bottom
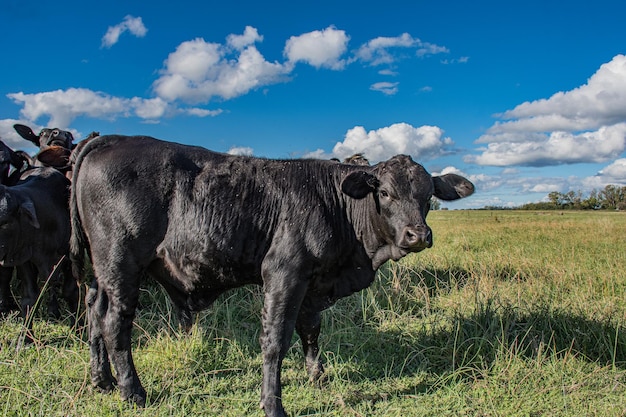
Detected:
left=597, top=158, right=626, bottom=180
left=6, top=88, right=217, bottom=127
left=284, top=26, right=349, bottom=70
left=307, top=122, right=453, bottom=162
left=101, top=15, right=147, bottom=48
left=183, top=107, right=223, bottom=117
left=583, top=158, right=626, bottom=190
left=497, top=54, right=626, bottom=130
left=227, top=26, right=263, bottom=50
left=355, top=33, right=448, bottom=66
left=441, top=56, right=469, bottom=64
left=131, top=97, right=168, bottom=119
left=471, top=55, right=626, bottom=167
left=228, top=146, right=254, bottom=156
left=416, top=42, right=449, bottom=57
left=9, top=89, right=128, bottom=127
left=154, top=31, right=290, bottom=103
left=467, top=123, right=626, bottom=167
left=370, top=82, right=399, bottom=95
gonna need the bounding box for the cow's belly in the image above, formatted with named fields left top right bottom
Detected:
left=154, top=244, right=261, bottom=297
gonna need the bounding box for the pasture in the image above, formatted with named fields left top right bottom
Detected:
left=1, top=210, right=624, bottom=416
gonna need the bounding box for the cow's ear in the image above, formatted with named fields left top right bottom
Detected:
left=13, top=124, right=40, bottom=147
left=433, top=174, right=475, bottom=201
left=341, top=171, right=380, bottom=199
left=20, top=200, right=40, bottom=229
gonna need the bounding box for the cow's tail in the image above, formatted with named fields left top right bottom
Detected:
left=69, top=136, right=101, bottom=282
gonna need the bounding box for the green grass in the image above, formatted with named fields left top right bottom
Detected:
left=1, top=211, right=625, bottom=416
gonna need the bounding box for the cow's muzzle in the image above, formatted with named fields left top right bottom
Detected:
left=400, top=225, right=432, bottom=251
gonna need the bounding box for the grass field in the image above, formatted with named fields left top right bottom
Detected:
left=1, top=210, right=625, bottom=416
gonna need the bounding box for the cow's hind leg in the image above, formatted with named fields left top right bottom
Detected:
left=86, top=280, right=116, bottom=392
left=295, top=302, right=324, bottom=384
left=96, top=271, right=146, bottom=406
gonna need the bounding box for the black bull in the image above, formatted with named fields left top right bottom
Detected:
left=70, top=134, right=474, bottom=416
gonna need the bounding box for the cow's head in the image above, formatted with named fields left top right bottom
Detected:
left=0, top=185, right=38, bottom=266
left=13, top=124, right=96, bottom=170
left=341, top=154, right=474, bottom=261
left=14, top=124, right=74, bottom=150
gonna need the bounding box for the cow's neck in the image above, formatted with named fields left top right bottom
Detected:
left=346, top=194, right=396, bottom=271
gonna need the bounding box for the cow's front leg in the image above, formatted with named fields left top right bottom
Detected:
left=258, top=274, right=307, bottom=417
left=60, top=259, right=80, bottom=325
left=296, top=302, right=324, bottom=383
left=17, top=263, right=39, bottom=316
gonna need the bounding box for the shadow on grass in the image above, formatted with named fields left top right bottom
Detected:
left=50, top=272, right=624, bottom=413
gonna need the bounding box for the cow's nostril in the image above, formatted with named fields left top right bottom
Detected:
left=405, top=229, right=419, bottom=245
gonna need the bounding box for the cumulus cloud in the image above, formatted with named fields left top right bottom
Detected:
left=597, top=158, right=626, bottom=180
left=370, top=82, right=399, bottom=95
left=284, top=26, right=349, bottom=70
left=355, top=33, right=449, bottom=66
left=583, top=158, right=626, bottom=189
left=467, top=123, right=626, bottom=167
left=9, top=89, right=128, bottom=127
left=6, top=26, right=454, bottom=134
left=101, top=15, right=147, bottom=48
left=227, top=26, right=263, bottom=50
left=471, top=54, right=626, bottom=167
left=228, top=146, right=254, bottom=156
left=306, top=122, right=453, bottom=162
left=153, top=30, right=290, bottom=103
left=6, top=88, right=218, bottom=128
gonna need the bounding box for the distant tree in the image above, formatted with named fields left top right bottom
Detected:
left=430, top=198, right=441, bottom=211
left=580, top=189, right=600, bottom=210
left=599, top=185, right=626, bottom=210
left=547, top=191, right=564, bottom=208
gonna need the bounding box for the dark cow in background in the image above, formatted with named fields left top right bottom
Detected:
left=0, top=125, right=97, bottom=322
left=0, top=140, right=32, bottom=314
left=0, top=167, right=78, bottom=343
left=70, top=135, right=474, bottom=416
left=13, top=123, right=99, bottom=175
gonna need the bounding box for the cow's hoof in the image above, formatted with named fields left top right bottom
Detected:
left=121, top=386, right=147, bottom=408
left=0, top=301, right=19, bottom=316
left=92, top=376, right=116, bottom=393
left=306, top=359, right=326, bottom=386
left=259, top=401, right=288, bottom=417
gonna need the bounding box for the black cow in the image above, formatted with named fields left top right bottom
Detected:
left=13, top=124, right=100, bottom=169
left=0, top=167, right=79, bottom=338
left=0, top=140, right=31, bottom=314
left=70, top=135, right=474, bottom=416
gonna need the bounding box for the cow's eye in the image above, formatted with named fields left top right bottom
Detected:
left=379, top=190, right=390, bottom=199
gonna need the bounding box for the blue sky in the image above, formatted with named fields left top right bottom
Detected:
left=1, top=0, right=626, bottom=208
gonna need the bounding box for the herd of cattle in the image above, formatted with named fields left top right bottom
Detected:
left=1, top=124, right=474, bottom=417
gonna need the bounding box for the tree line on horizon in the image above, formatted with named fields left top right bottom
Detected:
left=481, top=184, right=626, bottom=211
